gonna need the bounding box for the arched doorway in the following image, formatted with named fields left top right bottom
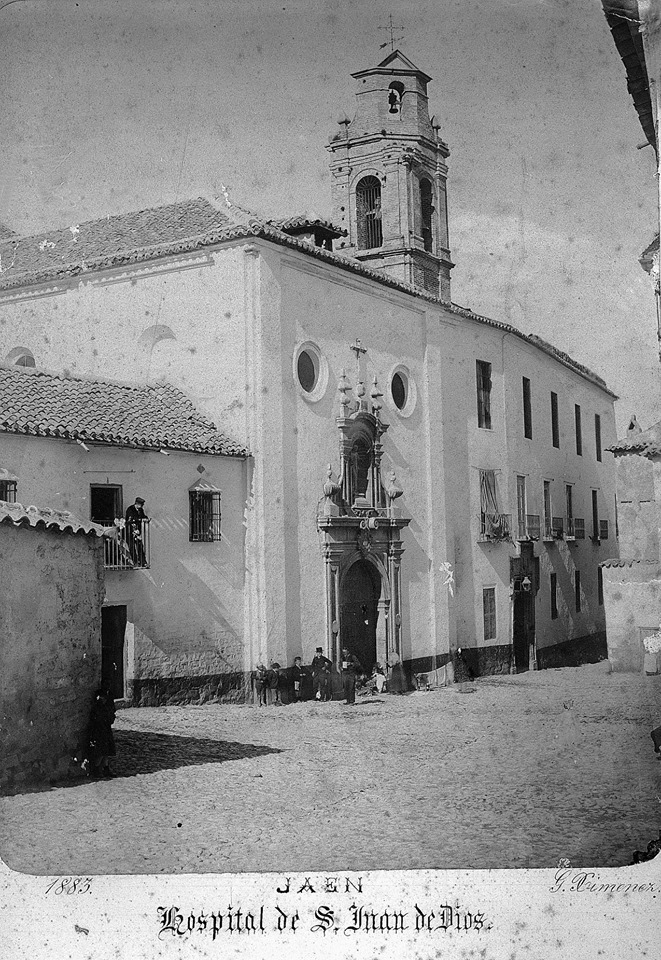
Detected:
left=339, top=558, right=381, bottom=673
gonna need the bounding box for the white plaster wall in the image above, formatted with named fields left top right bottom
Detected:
left=0, top=434, right=247, bottom=683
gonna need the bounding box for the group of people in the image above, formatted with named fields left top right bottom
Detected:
left=252, top=647, right=407, bottom=705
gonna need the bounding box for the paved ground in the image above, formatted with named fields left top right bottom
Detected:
left=1, top=664, right=660, bottom=875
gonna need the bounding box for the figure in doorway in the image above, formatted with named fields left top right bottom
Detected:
left=341, top=646, right=362, bottom=705
left=86, top=688, right=116, bottom=778
left=371, top=662, right=386, bottom=694
left=311, top=646, right=333, bottom=701
left=125, top=496, right=148, bottom=567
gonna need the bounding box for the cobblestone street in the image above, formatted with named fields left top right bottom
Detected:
left=2, top=664, right=660, bottom=876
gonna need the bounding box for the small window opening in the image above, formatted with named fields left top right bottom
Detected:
left=6, top=346, right=35, bottom=368
left=388, top=81, right=404, bottom=114
left=0, top=480, right=17, bottom=502
left=297, top=350, right=317, bottom=393
left=356, top=176, right=383, bottom=250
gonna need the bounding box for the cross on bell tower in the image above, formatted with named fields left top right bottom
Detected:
left=327, top=49, right=453, bottom=300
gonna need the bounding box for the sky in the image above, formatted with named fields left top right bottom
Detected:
left=1, top=0, right=659, bottom=435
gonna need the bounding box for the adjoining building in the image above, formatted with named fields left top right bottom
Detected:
left=0, top=50, right=618, bottom=700
left=0, top=501, right=105, bottom=792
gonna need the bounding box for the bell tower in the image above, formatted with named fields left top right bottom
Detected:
left=327, top=50, right=453, bottom=300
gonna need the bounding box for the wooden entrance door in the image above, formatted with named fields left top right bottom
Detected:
left=339, top=559, right=380, bottom=674
left=101, top=605, right=127, bottom=699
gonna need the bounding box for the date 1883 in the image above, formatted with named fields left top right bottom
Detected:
left=45, top=877, right=93, bottom=896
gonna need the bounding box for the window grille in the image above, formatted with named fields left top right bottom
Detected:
left=574, top=517, right=585, bottom=539
left=516, top=476, right=527, bottom=539
left=483, top=587, right=496, bottom=641
left=543, top=480, right=552, bottom=538
left=189, top=491, right=222, bottom=542
left=0, top=480, right=17, bottom=502
left=599, top=519, right=609, bottom=541
left=575, top=404, right=583, bottom=456
left=356, top=176, right=383, bottom=250
left=476, top=361, right=492, bottom=429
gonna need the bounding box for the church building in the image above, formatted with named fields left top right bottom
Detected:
left=0, top=51, right=618, bottom=702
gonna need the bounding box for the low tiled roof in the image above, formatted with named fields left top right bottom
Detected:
left=0, top=198, right=615, bottom=397
left=0, top=501, right=106, bottom=538
left=601, top=557, right=660, bottom=568
left=0, top=365, right=247, bottom=457
left=601, top=1, right=656, bottom=150
left=608, top=419, right=661, bottom=457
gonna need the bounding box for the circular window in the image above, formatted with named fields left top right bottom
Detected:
left=389, top=365, right=416, bottom=417
left=391, top=371, right=407, bottom=410
left=297, top=349, right=317, bottom=393
left=293, top=342, right=328, bottom=402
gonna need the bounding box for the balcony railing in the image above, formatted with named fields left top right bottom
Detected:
left=517, top=514, right=540, bottom=541
left=552, top=516, right=564, bottom=540
left=566, top=517, right=576, bottom=540
left=104, top=519, right=151, bottom=570
left=479, top=512, right=511, bottom=542
left=574, top=517, right=585, bottom=540
left=543, top=516, right=554, bottom=540
left=599, top=519, right=609, bottom=541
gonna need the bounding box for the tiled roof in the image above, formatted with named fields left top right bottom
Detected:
left=609, top=419, right=661, bottom=457
left=601, top=557, right=660, bottom=568
left=269, top=215, right=346, bottom=237
left=601, top=1, right=656, bottom=150
left=0, top=198, right=615, bottom=398
left=0, top=365, right=247, bottom=457
left=0, top=500, right=106, bottom=538
left=0, top=198, right=234, bottom=288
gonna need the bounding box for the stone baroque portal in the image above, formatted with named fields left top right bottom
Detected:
left=317, top=369, right=410, bottom=672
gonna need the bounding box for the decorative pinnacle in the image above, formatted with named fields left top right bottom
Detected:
left=370, top=376, right=383, bottom=417
left=338, top=368, right=352, bottom=411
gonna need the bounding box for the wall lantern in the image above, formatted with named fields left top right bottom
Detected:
left=521, top=576, right=532, bottom=593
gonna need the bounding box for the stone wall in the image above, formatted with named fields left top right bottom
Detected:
left=602, top=559, right=661, bottom=672
left=0, top=523, right=104, bottom=793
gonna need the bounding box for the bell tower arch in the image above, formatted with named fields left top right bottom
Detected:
left=327, top=49, right=453, bottom=300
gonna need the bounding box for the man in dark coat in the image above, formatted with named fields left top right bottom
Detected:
left=340, top=646, right=362, bottom=705
left=125, top=496, right=148, bottom=566
left=311, top=646, right=333, bottom=701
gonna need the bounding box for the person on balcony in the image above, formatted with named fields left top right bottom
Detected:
left=125, top=496, right=148, bottom=566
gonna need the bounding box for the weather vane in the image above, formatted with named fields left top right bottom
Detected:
left=379, top=13, right=404, bottom=52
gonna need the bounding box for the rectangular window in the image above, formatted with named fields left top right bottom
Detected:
left=575, top=570, right=581, bottom=612
left=476, top=361, right=492, bottom=429
left=516, top=475, right=527, bottom=539
left=550, top=573, right=558, bottom=620
left=575, top=404, right=582, bottom=456
left=543, top=480, right=552, bottom=538
left=189, top=490, right=222, bottom=542
left=0, top=479, right=17, bottom=502
left=483, top=587, right=496, bottom=641
left=566, top=483, right=573, bottom=536
left=90, top=484, right=123, bottom=524
left=523, top=377, right=533, bottom=439
left=595, top=414, right=602, bottom=462
left=592, top=490, right=599, bottom=539
left=551, top=392, right=559, bottom=448
left=597, top=566, right=604, bottom=606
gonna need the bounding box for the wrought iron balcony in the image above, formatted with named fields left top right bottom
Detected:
left=479, top=512, right=512, bottom=542
left=104, top=519, right=151, bottom=570
left=516, top=514, right=540, bottom=541
left=566, top=517, right=576, bottom=540
left=573, top=517, right=585, bottom=540
left=552, top=516, right=564, bottom=540
left=543, top=517, right=554, bottom=541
